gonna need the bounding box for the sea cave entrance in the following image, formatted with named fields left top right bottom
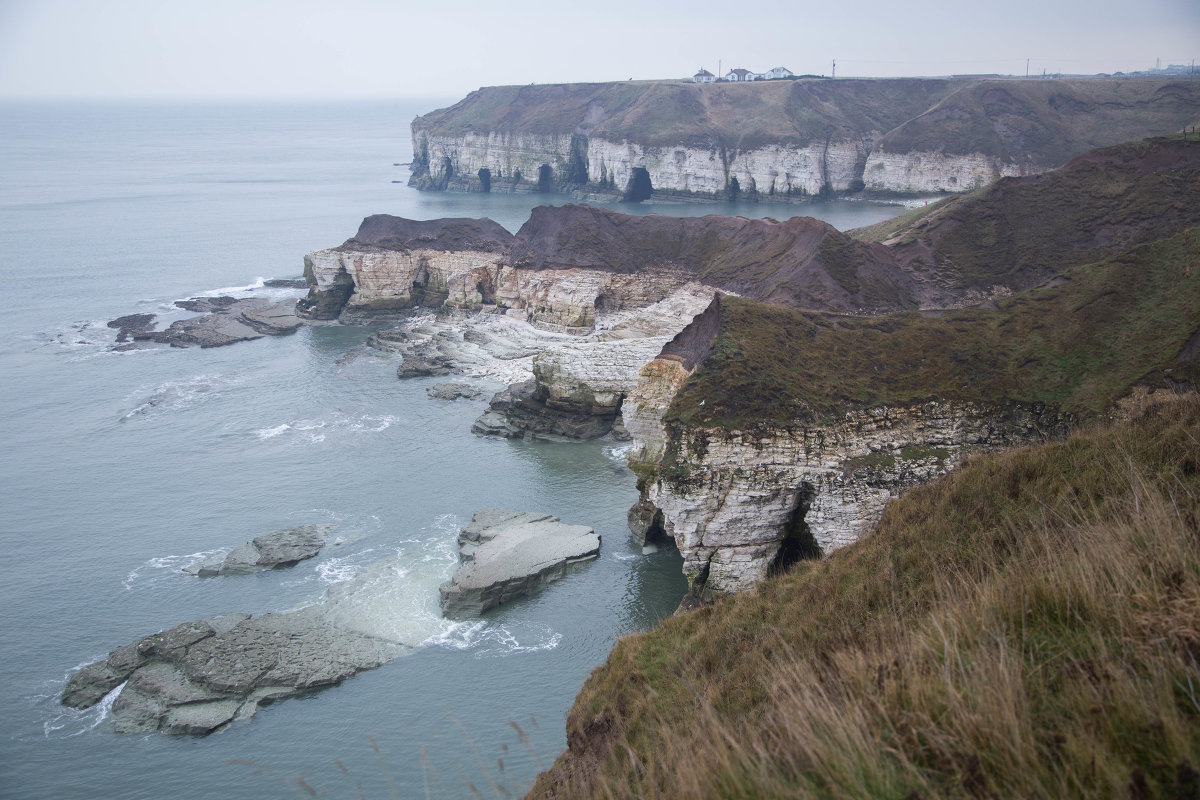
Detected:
left=537, top=164, right=554, bottom=193
left=477, top=168, right=491, bottom=193
left=621, top=167, right=653, bottom=203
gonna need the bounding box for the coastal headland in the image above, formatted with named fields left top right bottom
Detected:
left=410, top=77, right=1200, bottom=200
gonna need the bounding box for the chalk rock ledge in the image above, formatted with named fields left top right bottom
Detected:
left=439, top=509, right=600, bottom=619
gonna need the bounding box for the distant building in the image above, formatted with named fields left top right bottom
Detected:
left=693, top=68, right=715, bottom=83
left=724, top=68, right=754, bottom=82
left=765, top=66, right=793, bottom=79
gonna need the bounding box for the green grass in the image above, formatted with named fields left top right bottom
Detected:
left=667, top=226, right=1200, bottom=429
left=530, top=395, right=1200, bottom=799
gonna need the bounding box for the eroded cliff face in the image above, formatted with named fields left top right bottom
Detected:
left=625, top=358, right=1073, bottom=601
left=410, top=78, right=1200, bottom=200
left=416, top=131, right=879, bottom=198
left=301, top=243, right=696, bottom=333
left=862, top=149, right=1030, bottom=193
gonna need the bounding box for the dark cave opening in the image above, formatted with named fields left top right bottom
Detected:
left=621, top=167, right=653, bottom=203
left=727, top=175, right=741, bottom=202
left=769, top=483, right=822, bottom=576
left=477, top=168, right=491, bottom=192
left=537, top=164, right=554, bottom=193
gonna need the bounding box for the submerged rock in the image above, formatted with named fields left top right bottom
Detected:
left=183, top=524, right=331, bottom=577
left=61, top=608, right=400, bottom=734
left=440, top=509, right=601, bottom=619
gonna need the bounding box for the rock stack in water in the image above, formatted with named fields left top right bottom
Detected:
left=440, top=509, right=601, bottom=618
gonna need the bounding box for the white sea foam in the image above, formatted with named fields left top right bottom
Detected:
left=255, top=423, right=291, bottom=440
left=194, top=277, right=268, bottom=297
left=423, top=621, right=563, bottom=657
left=251, top=413, right=402, bottom=443
left=42, top=679, right=125, bottom=739
left=603, top=443, right=635, bottom=461
left=122, top=373, right=245, bottom=420
left=122, top=548, right=225, bottom=591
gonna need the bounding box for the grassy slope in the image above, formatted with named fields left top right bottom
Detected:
left=667, top=225, right=1200, bottom=429
left=415, top=78, right=1200, bottom=158
left=531, top=396, right=1200, bottom=799
left=879, top=79, right=1200, bottom=162
left=893, top=138, right=1200, bottom=293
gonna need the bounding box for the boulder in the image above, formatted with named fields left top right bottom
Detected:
left=61, top=608, right=399, bottom=735
left=183, top=524, right=331, bottom=577
left=439, top=509, right=601, bottom=619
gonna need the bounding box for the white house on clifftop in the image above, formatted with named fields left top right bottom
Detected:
left=719, top=66, right=793, bottom=82
left=692, top=68, right=715, bottom=83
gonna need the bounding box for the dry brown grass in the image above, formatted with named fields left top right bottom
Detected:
left=530, top=395, right=1200, bottom=799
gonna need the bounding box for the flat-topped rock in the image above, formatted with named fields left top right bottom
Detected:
left=61, top=607, right=400, bottom=735
left=439, top=509, right=600, bottom=619
left=155, top=298, right=303, bottom=348
left=183, top=524, right=332, bottom=577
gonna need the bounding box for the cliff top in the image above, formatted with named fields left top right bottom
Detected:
left=342, top=214, right=513, bottom=253
left=413, top=77, right=1200, bottom=158
left=666, top=223, right=1200, bottom=428
left=509, top=204, right=910, bottom=313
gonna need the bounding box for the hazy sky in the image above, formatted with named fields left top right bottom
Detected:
left=1, top=0, right=1197, bottom=100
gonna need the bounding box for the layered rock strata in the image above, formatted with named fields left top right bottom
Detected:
left=621, top=295, right=1080, bottom=601
left=440, top=509, right=601, bottom=618
left=410, top=78, right=1200, bottom=200
left=628, top=387, right=1072, bottom=602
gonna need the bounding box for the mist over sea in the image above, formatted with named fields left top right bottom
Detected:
left=0, top=99, right=905, bottom=798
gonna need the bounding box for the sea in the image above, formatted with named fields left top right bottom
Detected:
left=0, top=99, right=907, bottom=799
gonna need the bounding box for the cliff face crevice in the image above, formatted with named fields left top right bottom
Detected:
left=410, top=78, right=1200, bottom=200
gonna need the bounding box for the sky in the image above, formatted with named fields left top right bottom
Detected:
left=0, top=0, right=1197, bottom=101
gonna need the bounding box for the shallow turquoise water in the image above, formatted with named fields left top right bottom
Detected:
left=0, top=99, right=904, bottom=798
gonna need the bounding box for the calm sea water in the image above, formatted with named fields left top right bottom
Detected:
left=0, top=100, right=905, bottom=798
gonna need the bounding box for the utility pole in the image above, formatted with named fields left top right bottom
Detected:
left=1026, top=58, right=1030, bottom=78
left=832, top=59, right=836, bottom=78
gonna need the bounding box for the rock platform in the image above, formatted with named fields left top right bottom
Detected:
left=440, top=509, right=600, bottom=618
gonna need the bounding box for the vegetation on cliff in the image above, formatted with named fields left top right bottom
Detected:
left=668, top=224, right=1200, bottom=429
left=414, top=77, right=1200, bottom=159
left=658, top=139, right=1200, bottom=429
left=531, top=395, right=1200, bottom=798
left=882, top=138, right=1200, bottom=294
